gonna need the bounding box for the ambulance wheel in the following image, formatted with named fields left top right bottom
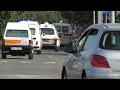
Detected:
left=2, top=53, right=6, bottom=59
left=55, top=46, right=60, bottom=52
left=29, top=53, right=33, bottom=59
left=37, top=49, right=41, bottom=54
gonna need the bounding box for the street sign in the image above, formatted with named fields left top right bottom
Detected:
left=102, top=11, right=110, bottom=15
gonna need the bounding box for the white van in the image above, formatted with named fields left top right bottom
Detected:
left=40, top=22, right=60, bottom=52
left=19, top=21, right=42, bottom=54
left=1, top=22, right=33, bottom=59
left=53, top=23, right=74, bottom=46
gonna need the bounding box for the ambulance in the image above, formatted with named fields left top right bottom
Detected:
left=1, top=22, right=33, bottom=59
left=40, top=22, right=60, bottom=52
left=19, top=21, right=42, bottom=54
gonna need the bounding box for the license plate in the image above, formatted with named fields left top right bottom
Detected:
left=11, top=47, right=22, bottom=50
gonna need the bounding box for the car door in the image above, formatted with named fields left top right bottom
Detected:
left=67, top=28, right=99, bottom=79
left=66, top=30, right=90, bottom=79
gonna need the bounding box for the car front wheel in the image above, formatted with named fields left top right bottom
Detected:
left=61, top=68, right=67, bottom=79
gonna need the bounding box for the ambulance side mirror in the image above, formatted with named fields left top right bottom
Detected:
left=32, top=37, right=36, bottom=39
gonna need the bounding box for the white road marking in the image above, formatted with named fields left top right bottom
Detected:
left=20, top=61, right=31, bottom=63
left=0, top=74, right=59, bottom=79
left=0, top=61, right=8, bottom=63
left=43, top=62, right=56, bottom=64
left=48, top=55, right=58, bottom=60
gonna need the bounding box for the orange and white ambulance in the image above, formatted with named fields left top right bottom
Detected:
left=1, top=22, right=33, bottom=59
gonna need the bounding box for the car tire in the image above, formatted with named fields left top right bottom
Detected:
left=55, top=46, right=60, bottom=52
left=28, top=53, right=33, bottom=59
left=2, top=53, right=6, bottom=59
left=37, top=49, right=41, bottom=54
left=82, top=71, right=87, bottom=79
left=61, top=68, right=67, bottom=79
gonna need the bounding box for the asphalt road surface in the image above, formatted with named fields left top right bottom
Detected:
left=0, top=48, right=67, bottom=79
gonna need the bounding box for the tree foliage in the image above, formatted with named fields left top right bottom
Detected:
left=2, top=11, right=120, bottom=36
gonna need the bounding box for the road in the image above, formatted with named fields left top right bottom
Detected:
left=0, top=48, right=67, bottom=79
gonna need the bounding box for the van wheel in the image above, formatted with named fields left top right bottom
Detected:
left=2, top=53, right=6, bottom=59
left=29, top=53, right=33, bottom=59
left=55, top=46, right=60, bottom=52
left=37, top=49, right=41, bottom=54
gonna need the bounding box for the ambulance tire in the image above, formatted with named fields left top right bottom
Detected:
left=37, top=49, right=41, bottom=54
left=29, top=53, right=33, bottom=59
left=55, top=46, right=60, bottom=52
left=2, top=53, right=6, bottom=59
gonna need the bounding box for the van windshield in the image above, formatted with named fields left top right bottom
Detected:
left=41, top=28, right=54, bottom=35
left=100, top=31, right=120, bottom=50
left=6, top=30, right=28, bottom=37
left=30, top=28, right=35, bottom=35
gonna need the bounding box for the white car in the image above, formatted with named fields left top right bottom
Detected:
left=40, top=22, right=60, bottom=52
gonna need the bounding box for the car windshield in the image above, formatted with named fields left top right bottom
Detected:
left=100, top=31, right=120, bottom=50
left=55, top=26, right=61, bottom=32
left=62, top=26, right=68, bottom=33
left=30, top=28, right=35, bottom=35
left=6, top=30, right=28, bottom=37
left=41, top=28, right=54, bottom=35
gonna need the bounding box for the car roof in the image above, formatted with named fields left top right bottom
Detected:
left=87, top=23, right=120, bottom=31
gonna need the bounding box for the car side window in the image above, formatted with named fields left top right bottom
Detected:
left=73, top=30, right=90, bottom=52
left=83, top=29, right=98, bottom=51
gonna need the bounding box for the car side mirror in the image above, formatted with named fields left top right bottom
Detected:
left=64, top=46, right=73, bottom=53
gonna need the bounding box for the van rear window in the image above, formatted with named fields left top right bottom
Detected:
left=62, top=26, right=68, bottom=33
left=41, top=28, right=54, bottom=35
left=6, top=30, right=28, bottom=37
left=55, top=26, right=61, bottom=32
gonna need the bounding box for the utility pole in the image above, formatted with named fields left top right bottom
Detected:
left=93, top=11, right=95, bottom=24
left=105, top=14, right=107, bottom=23
left=98, top=11, right=102, bottom=24
left=56, top=11, right=57, bottom=23
left=111, top=11, right=115, bottom=23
